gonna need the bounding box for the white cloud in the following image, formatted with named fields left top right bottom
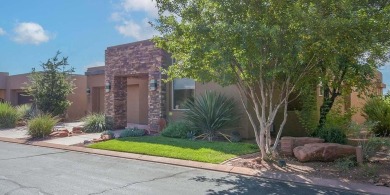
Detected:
left=13, top=22, right=51, bottom=45
left=121, top=0, right=158, bottom=17
left=115, top=19, right=158, bottom=40
left=0, top=27, right=6, bottom=35
left=111, top=0, right=160, bottom=40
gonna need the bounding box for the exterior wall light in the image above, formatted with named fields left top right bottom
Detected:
left=149, top=79, right=157, bottom=91
left=86, top=87, right=91, bottom=94
left=105, top=82, right=111, bottom=93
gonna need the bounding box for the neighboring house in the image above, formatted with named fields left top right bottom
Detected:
left=0, top=72, right=88, bottom=121
left=84, top=39, right=386, bottom=139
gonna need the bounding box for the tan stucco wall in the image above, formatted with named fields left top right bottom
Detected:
left=66, top=75, right=88, bottom=121
left=87, top=74, right=105, bottom=113
left=0, top=72, right=9, bottom=89
left=165, top=81, right=253, bottom=138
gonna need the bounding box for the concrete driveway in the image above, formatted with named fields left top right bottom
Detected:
left=0, top=141, right=362, bottom=195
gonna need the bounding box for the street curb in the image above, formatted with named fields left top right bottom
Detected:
left=0, top=136, right=388, bottom=195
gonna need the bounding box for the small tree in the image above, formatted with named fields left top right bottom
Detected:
left=25, top=51, right=75, bottom=117
left=153, top=0, right=316, bottom=159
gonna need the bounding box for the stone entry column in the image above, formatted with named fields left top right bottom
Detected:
left=105, top=76, right=127, bottom=129
left=148, top=71, right=166, bottom=131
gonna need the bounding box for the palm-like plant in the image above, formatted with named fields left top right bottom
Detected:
left=184, top=91, right=239, bottom=141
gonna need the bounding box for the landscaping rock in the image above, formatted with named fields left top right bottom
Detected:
left=281, top=137, right=325, bottom=156
left=293, top=143, right=356, bottom=162
left=72, top=126, right=83, bottom=134
left=50, top=129, right=69, bottom=137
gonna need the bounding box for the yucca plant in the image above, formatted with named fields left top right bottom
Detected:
left=28, top=114, right=59, bottom=138
left=0, top=102, right=19, bottom=129
left=82, top=113, right=114, bottom=133
left=184, top=91, right=239, bottom=141
left=363, top=97, right=390, bottom=136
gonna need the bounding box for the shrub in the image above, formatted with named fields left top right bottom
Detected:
left=363, top=97, right=390, bottom=136
left=335, top=156, right=357, bottom=171
left=15, top=104, right=32, bottom=120
left=101, top=130, right=115, bottom=138
left=28, top=114, right=59, bottom=138
left=82, top=113, right=114, bottom=133
left=161, top=121, right=195, bottom=139
left=315, top=127, right=347, bottom=144
left=0, top=102, right=19, bottom=129
left=119, top=127, right=145, bottom=138
left=230, top=130, right=242, bottom=142
left=184, top=91, right=239, bottom=141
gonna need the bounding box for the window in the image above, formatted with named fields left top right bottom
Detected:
left=172, top=78, right=195, bottom=110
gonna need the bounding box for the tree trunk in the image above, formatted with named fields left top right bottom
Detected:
left=317, top=86, right=339, bottom=130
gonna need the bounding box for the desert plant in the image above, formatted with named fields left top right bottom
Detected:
left=82, top=113, right=114, bottom=133
left=363, top=97, right=390, bottom=136
left=0, top=102, right=19, bottom=129
left=335, top=156, right=357, bottom=172
left=184, top=91, right=239, bottom=141
left=230, top=130, right=242, bottom=143
left=314, top=127, right=347, bottom=144
left=119, top=127, right=145, bottom=138
left=28, top=114, right=59, bottom=138
left=15, top=104, right=32, bottom=120
left=101, top=130, right=115, bottom=139
left=348, top=122, right=390, bottom=160
left=161, top=121, right=196, bottom=139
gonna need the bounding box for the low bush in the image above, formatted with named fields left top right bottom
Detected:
left=0, top=102, right=19, bottom=129
left=315, top=127, right=347, bottom=144
left=82, top=113, right=114, bottom=133
left=230, top=130, right=242, bottom=143
left=335, top=156, right=357, bottom=172
left=119, top=127, right=145, bottom=138
left=101, top=130, right=115, bottom=138
left=15, top=104, right=32, bottom=120
left=361, top=137, right=390, bottom=160
left=161, top=121, right=196, bottom=139
left=28, top=114, right=59, bottom=138
left=363, top=97, right=390, bottom=136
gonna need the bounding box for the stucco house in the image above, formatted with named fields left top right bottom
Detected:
left=0, top=72, right=88, bottom=121
left=1, top=39, right=384, bottom=138
left=85, top=40, right=386, bottom=139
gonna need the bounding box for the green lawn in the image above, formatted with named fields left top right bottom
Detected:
left=88, top=136, right=259, bottom=164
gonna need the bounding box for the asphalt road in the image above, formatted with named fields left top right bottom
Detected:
left=0, top=141, right=362, bottom=195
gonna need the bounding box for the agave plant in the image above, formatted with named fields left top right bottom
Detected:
left=184, top=91, right=239, bottom=141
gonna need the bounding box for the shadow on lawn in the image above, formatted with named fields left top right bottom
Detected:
left=190, top=174, right=358, bottom=195
left=115, top=136, right=259, bottom=155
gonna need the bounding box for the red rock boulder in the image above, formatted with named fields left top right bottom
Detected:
left=281, top=137, right=325, bottom=156
left=293, top=143, right=356, bottom=162
left=50, top=129, right=70, bottom=137
left=72, top=126, right=83, bottom=134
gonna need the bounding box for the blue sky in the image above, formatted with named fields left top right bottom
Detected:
left=0, top=0, right=158, bottom=74
left=0, top=0, right=389, bottom=92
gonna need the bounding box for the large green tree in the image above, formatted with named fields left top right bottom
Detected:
left=153, top=0, right=390, bottom=159
left=153, top=0, right=317, bottom=159
left=25, top=51, right=75, bottom=117
left=304, top=1, right=390, bottom=130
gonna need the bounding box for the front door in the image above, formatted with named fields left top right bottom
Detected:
left=127, top=84, right=140, bottom=123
